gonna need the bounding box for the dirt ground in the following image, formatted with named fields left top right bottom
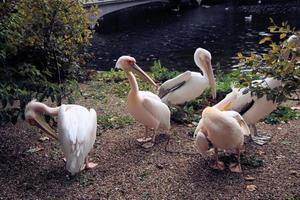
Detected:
left=0, top=82, right=299, bottom=200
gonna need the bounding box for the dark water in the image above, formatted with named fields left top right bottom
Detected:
left=87, top=1, right=300, bottom=72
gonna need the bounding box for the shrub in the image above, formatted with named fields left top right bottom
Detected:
left=237, top=20, right=300, bottom=103
left=0, top=0, right=92, bottom=124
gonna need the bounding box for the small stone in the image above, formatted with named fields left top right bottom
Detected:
left=38, top=136, right=49, bottom=142
left=290, top=170, right=298, bottom=176
left=155, top=163, right=164, bottom=169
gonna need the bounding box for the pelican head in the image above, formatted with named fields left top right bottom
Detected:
left=25, top=100, right=57, bottom=139
left=194, top=48, right=216, bottom=99
left=115, top=56, right=157, bottom=87
left=195, top=131, right=210, bottom=154
left=286, top=35, right=300, bottom=48
left=25, top=99, right=40, bottom=126
left=214, top=86, right=240, bottom=111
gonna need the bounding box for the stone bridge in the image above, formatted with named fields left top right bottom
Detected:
left=83, top=0, right=201, bottom=28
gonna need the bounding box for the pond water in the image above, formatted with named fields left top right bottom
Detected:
left=87, top=1, right=300, bottom=72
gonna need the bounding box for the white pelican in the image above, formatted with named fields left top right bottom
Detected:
left=213, top=78, right=282, bottom=145
left=195, top=106, right=250, bottom=173
left=284, top=34, right=300, bottom=61
left=212, top=34, right=298, bottom=145
left=25, top=100, right=97, bottom=175
left=158, top=48, right=216, bottom=105
left=115, top=56, right=171, bottom=148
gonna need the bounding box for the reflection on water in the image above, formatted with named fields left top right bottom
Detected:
left=88, top=1, right=300, bottom=72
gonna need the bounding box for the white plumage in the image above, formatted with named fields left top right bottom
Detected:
left=195, top=106, right=250, bottom=172
left=116, top=56, right=171, bottom=148
left=25, top=100, right=97, bottom=175
left=158, top=48, right=216, bottom=105
left=214, top=77, right=282, bottom=144
left=58, top=105, right=97, bottom=175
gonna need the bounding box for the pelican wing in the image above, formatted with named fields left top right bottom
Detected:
left=239, top=99, right=255, bottom=115
left=142, top=96, right=171, bottom=130
left=140, top=91, right=161, bottom=101
left=158, top=71, right=192, bottom=98
left=223, top=111, right=250, bottom=136
left=58, top=105, right=97, bottom=175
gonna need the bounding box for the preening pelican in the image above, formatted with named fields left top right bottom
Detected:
left=195, top=106, right=250, bottom=173
left=25, top=100, right=97, bottom=175
left=214, top=78, right=282, bottom=145
left=158, top=48, right=216, bottom=105
left=116, top=56, right=171, bottom=148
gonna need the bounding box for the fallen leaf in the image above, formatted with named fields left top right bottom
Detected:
left=244, top=175, right=256, bottom=181
left=245, top=184, right=257, bottom=192
left=26, top=147, right=44, bottom=153
left=256, top=150, right=265, bottom=155
left=186, top=124, right=194, bottom=127
left=38, top=136, right=49, bottom=142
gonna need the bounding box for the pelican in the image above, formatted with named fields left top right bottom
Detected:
left=284, top=34, right=300, bottom=61
left=115, top=56, right=171, bottom=148
left=212, top=35, right=299, bottom=145
left=25, top=100, right=97, bottom=175
left=195, top=106, right=250, bottom=173
left=158, top=48, right=216, bottom=105
left=213, top=78, right=282, bottom=145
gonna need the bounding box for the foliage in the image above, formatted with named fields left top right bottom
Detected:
left=150, top=60, right=179, bottom=82
left=0, top=0, right=92, bottom=125
left=237, top=19, right=300, bottom=103
left=215, top=69, right=243, bottom=100
left=97, top=112, right=135, bottom=130
left=264, top=106, right=300, bottom=124
left=95, top=68, right=126, bottom=83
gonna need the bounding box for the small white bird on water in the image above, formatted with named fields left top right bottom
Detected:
left=115, top=56, right=171, bottom=148
left=158, top=48, right=216, bottom=106
left=245, top=15, right=252, bottom=23
left=25, top=100, right=98, bottom=175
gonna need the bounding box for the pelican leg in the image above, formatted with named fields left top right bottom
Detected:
left=251, top=124, right=271, bottom=145
left=142, top=129, right=156, bottom=149
left=137, top=126, right=152, bottom=143
left=84, top=156, right=98, bottom=169
left=211, top=147, right=225, bottom=171
left=229, top=148, right=242, bottom=173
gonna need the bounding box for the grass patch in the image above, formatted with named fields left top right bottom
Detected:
left=150, top=60, right=179, bottom=82
left=264, top=106, right=300, bottom=124
left=97, top=112, right=135, bottom=130
left=77, top=174, right=95, bottom=187
left=220, top=154, right=264, bottom=168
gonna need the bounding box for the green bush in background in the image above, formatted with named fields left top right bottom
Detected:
left=0, top=0, right=92, bottom=124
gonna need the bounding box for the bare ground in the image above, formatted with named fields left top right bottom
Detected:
left=0, top=81, right=299, bottom=200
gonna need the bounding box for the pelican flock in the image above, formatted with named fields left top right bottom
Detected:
left=158, top=48, right=216, bottom=105
left=25, top=100, right=97, bottom=175
left=23, top=34, right=297, bottom=175
left=115, top=56, right=171, bottom=148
